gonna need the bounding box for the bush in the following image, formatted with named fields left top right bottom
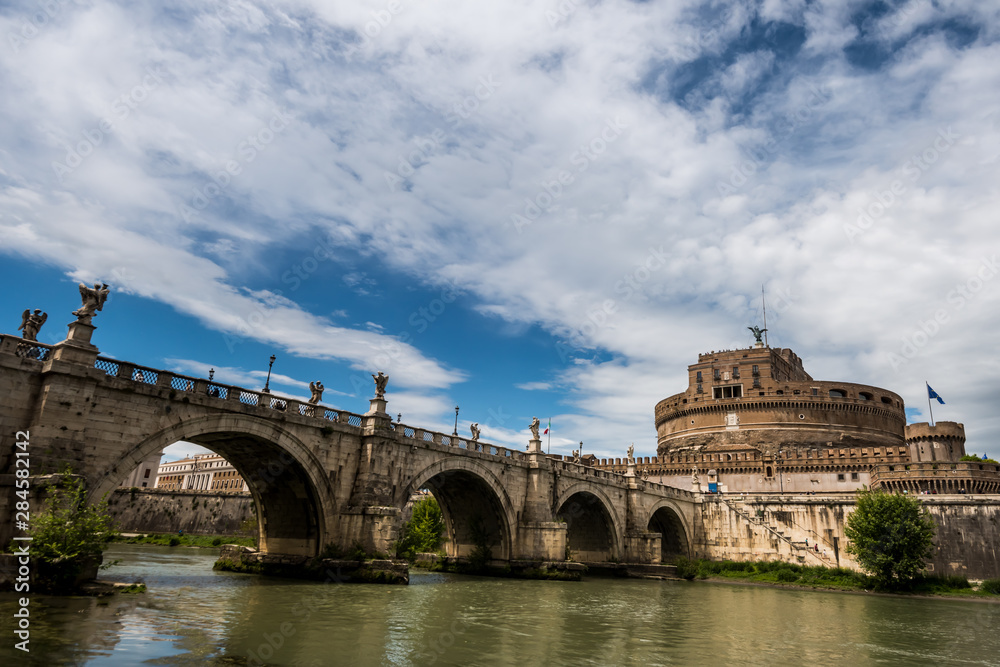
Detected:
left=980, top=579, right=1000, bottom=595
left=845, top=489, right=935, bottom=590
left=673, top=557, right=698, bottom=580
left=395, top=496, right=446, bottom=561
left=776, top=568, right=800, bottom=582
left=168, top=536, right=181, bottom=547
left=29, top=473, right=118, bottom=591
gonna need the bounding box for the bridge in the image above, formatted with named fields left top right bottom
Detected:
left=0, top=319, right=699, bottom=567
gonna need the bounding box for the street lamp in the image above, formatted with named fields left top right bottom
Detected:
left=453, top=406, right=459, bottom=436
left=262, top=355, right=276, bottom=394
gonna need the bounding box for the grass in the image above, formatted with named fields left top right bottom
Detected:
left=112, top=533, right=257, bottom=549
left=673, top=558, right=1000, bottom=597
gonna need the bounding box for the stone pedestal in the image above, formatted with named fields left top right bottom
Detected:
left=367, top=397, right=388, bottom=415
left=626, top=459, right=637, bottom=477
left=50, top=320, right=99, bottom=365
left=527, top=437, right=543, bottom=454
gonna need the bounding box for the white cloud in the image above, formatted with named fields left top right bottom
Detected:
left=1, top=0, right=999, bottom=459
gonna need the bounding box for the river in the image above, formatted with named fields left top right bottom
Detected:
left=1, top=544, right=998, bottom=666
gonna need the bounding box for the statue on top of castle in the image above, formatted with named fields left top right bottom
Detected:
left=627, top=444, right=634, bottom=460
left=747, top=325, right=767, bottom=344
left=18, top=309, right=47, bottom=341
left=73, top=282, right=110, bottom=322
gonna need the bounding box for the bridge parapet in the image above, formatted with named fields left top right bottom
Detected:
left=0, top=334, right=54, bottom=361
left=91, top=354, right=368, bottom=428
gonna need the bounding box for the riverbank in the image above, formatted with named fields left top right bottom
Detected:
left=674, top=557, right=1000, bottom=599
left=112, top=532, right=256, bottom=549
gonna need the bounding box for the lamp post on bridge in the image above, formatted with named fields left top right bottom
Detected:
left=262, top=355, right=276, bottom=394
left=453, top=406, right=459, bottom=436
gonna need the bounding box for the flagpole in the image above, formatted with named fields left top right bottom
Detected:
left=926, top=381, right=935, bottom=427
left=547, top=419, right=551, bottom=455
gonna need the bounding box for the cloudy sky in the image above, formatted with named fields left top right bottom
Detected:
left=2, top=0, right=998, bottom=462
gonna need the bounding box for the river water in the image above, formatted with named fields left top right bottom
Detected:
left=1, top=544, right=998, bottom=666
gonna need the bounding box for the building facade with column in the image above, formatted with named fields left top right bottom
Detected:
left=154, top=453, right=249, bottom=493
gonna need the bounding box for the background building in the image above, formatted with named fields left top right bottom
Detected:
left=155, top=453, right=249, bottom=493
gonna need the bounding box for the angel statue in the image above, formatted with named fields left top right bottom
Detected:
left=73, top=282, right=110, bottom=322
left=627, top=444, right=634, bottom=461
left=529, top=416, right=540, bottom=440
left=18, top=309, right=47, bottom=341
left=308, top=381, right=325, bottom=405
left=470, top=423, right=481, bottom=441
left=747, top=325, right=767, bottom=344
left=372, top=371, right=389, bottom=398
left=571, top=449, right=581, bottom=463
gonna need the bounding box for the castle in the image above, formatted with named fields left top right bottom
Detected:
left=596, top=342, right=1000, bottom=495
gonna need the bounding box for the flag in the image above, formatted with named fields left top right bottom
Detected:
left=927, top=384, right=945, bottom=404
left=543, top=418, right=550, bottom=435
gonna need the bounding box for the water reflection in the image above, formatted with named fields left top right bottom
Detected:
left=0, top=544, right=997, bottom=666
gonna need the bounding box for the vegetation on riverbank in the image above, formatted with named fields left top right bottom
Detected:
left=112, top=533, right=256, bottom=548
left=673, top=558, right=1000, bottom=598
left=29, top=473, right=118, bottom=592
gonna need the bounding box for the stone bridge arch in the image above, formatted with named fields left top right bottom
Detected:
left=555, top=482, right=623, bottom=562
left=644, top=498, right=693, bottom=562
left=89, top=413, right=337, bottom=557
left=399, top=458, right=516, bottom=561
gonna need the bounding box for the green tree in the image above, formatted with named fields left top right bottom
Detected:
left=845, top=489, right=935, bottom=589
left=30, top=474, right=118, bottom=590
left=396, top=495, right=445, bottom=560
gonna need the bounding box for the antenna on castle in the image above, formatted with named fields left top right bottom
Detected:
left=761, top=284, right=769, bottom=347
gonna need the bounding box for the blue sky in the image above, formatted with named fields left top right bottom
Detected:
left=1, top=0, right=999, bottom=463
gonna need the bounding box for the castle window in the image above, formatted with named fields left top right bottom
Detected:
left=732, top=366, right=740, bottom=379
left=752, top=365, right=759, bottom=376
left=829, top=389, right=846, bottom=398
left=713, top=385, right=743, bottom=399
left=713, top=369, right=721, bottom=380
left=851, top=472, right=859, bottom=481
left=837, top=474, right=845, bottom=481
left=696, top=371, right=703, bottom=382
left=765, top=466, right=773, bottom=477
left=812, top=388, right=819, bottom=396
left=859, top=392, right=873, bottom=401
left=880, top=396, right=892, bottom=404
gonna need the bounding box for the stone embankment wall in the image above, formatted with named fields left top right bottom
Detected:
left=696, top=495, right=1000, bottom=579
left=107, top=488, right=253, bottom=535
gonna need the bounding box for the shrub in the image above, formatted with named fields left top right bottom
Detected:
left=776, top=569, right=800, bottom=582
left=845, top=489, right=935, bottom=590
left=980, top=579, right=1000, bottom=595
left=30, top=473, right=118, bottom=591
left=673, top=557, right=698, bottom=580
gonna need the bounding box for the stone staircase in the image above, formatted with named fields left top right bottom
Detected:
left=722, top=498, right=837, bottom=568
